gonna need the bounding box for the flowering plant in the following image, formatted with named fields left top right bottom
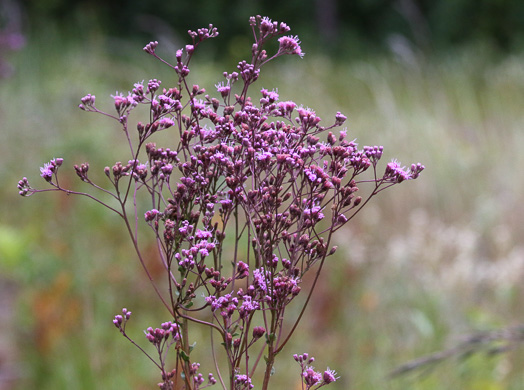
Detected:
left=18, top=15, right=423, bottom=390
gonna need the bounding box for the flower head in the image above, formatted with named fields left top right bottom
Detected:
left=215, top=81, right=231, bottom=98
left=143, top=41, right=158, bottom=54
left=234, top=374, right=254, bottom=389
left=39, top=158, right=62, bottom=182
left=17, top=177, right=31, bottom=196
left=40, top=163, right=53, bottom=181
left=79, top=94, right=96, bottom=110
left=278, top=35, right=304, bottom=58
left=303, top=367, right=322, bottom=386
left=323, top=368, right=339, bottom=384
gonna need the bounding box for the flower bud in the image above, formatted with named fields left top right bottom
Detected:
left=252, top=326, right=266, bottom=339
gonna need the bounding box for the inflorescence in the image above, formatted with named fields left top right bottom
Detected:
left=20, top=14, right=423, bottom=390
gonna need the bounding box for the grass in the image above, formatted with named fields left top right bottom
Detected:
left=1, top=30, right=524, bottom=389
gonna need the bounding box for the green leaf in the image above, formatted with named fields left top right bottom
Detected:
left=265, top=333, right=276, bottom=344
left=179, top=350, right=190, bottom=362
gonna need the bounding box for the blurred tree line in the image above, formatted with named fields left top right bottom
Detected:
left=10, top=0, right=524, bottom=58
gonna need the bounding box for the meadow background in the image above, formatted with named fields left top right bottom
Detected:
left=1, top=0, right=524, bottom=389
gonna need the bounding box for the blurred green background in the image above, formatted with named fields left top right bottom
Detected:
left=1, top=0, right=524, bottom=389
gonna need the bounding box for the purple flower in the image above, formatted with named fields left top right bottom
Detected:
left=278, top=35, right=304, bottom=58
left=337, top=214, right=348, bottom=224
left=157, top=118, right=175, bottom=129
left=215, top=82, right=231, bottom=98
left=236, top=261, right=249, bottom=279
left=39, top=163, right=54, bottom=182
left=256, top=151, right=273, bottom=162
left=205, top=295, right=216, bottom=307
left=144, top=209, right=159, bottom=222
left=188, top=24, right=219, bottom=41
left=17, top=177, right=31, bottom=196
left=79, top=94, right=96, bottom=110
left=261, top=88, right=279, bottom=102
left=294, top=352, right=315, bottom=364
left=252, top=326, right=266, bottom=339
left=277, top=101, right=297, bottom=115
left=112, top=93, right=137, bottom=114
left=305, top=169, right=318, bottom=182
left=144, top=322, right=180, bottom=346
left=239, top=296, right=259, bottom=316
left=178, top=254, right=195, bottom=269
left=195, top=229, right=213, bottom=239
left=410, top=162, right=425, bottom=179
left=385, top=159, right=412, bottom=182
left=297, top=107, right=321, bottom=127
left=304, top=206, right=324, bottom=222
left=122, top=308, right=132, bottom=319
left=323, top=368, right=339, bottom=384
left=303, top=367, right=322, bottom=386
left=364, top=145, right=384, bottom=163
left=133, top=162, right=148, bottom=181
left=113, top=308, right=131, bottom=330
left=113, top=315, right=123, bottom=327
left=178, top=220, right=194, bottom=236
left=146, top=79, right=161, bottom=93
left=253, top=268, right=269, bottom=293
left=143, top=41, right=158, bottom=54
left=234, top=374, right=254, bottom=389
left=191, top=99, right=206, bottom=111
left=335, top=111, right=347, bottom=126
left=259, top=16, right=276, bottom=37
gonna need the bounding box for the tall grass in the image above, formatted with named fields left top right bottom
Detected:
left=1, top=32, right=523, bottom=389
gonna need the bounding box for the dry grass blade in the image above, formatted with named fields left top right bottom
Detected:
left=389, top=325, right=524, bottom=378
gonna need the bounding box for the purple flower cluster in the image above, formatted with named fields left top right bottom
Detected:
left=234, top=373, right=254, bottom=389
left=144, top=321, right=180, bottom=346
left=20, top=14, right=423, bottom=390
left=294, top=353, right=339, bottom=389
left=112, top=307, right=132, bottom=332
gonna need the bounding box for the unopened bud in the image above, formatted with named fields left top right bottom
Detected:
left=252, top=326, right=266, bottom=339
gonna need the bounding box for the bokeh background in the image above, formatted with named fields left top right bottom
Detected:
left=1, top=0, right=524, bottom=388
